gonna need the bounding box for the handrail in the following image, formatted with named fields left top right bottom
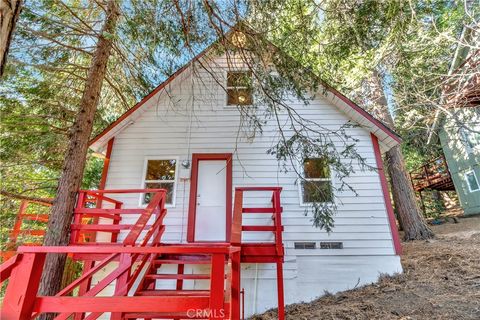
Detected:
left=1, top=200, right=52, bottom=260
left=71, top=189, right=167, bottom=245
left=17, top=245, right=235, bottom=255
left=231, top=189, right=244, bottom=246
left=230, top=187, right=283, bottom=247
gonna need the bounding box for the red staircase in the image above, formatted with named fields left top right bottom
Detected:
left=0, top=187, right=285, bottom=320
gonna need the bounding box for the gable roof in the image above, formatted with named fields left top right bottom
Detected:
left=89, top=35, right=401, bottom=154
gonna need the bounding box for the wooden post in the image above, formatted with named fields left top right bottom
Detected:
left=1, top=253, right=46, bottom=319
left=229, top=250, right=241, bottom=320
left=176, top=264, right=185, bottom=291
left=111, top=253, right=132, bottom=320
left=209, top=253, right=225, bottom=320
left=276, top=260, right=285, bottom=320
left=10, top=200, right=28, bottom=243
left=70, top=192, right=85, bottom=245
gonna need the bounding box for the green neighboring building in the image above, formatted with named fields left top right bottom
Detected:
left=439, top=107, right=480, bottom=215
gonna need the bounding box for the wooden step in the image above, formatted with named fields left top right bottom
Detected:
left=242, top=225, right=283, bottom=232
left=242, top=207, right=283, bottom=213
left=136, top=290, right=210, bottom=297
left=153, top=258, right=211, bottom=266
left=145, top=274, right=210, bottom=280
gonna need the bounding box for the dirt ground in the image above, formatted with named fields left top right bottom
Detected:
left=251, top=215, right=480, bottom=320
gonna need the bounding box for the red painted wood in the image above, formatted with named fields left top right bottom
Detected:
left=187, top=153, right=233, bottom=243
left=123, top=191, right=165, bottom=245
left=16, top=214, right=50, bottom=221
left=1, top=186, right=289, bottom=319
left=235, top=187, right=282, bottom=191
left=18, top=245, right=232, bottom=254
left=111, top=253, right=133, bottom=320
left=242, top=207, right=282, bottom=213
left=371, top=133, right=402, bottom=255
left=56, top=253, right=119, bottom=297
left=241, top=226, right=283, bottom=232
left=176, top=264, right=185, bottom=290
left=230, top=190, right=243, bottom=246
left=99, top=137, right=114, bottom=190
left=229, top=250, right=241, bottom=319
left=33, top=296, right=210, bottom=313
left=276, top=261, right=285, bottom=320
left=209, top=253, right=226, bottom=320
left=74, top=208, right=143, bottom=214
left=1, top=253, right=46, bottom=319
left=0, top=254, right=22, bottom=283
left=14, top=229, right=45, bottom=236
left=147, top=273, right=210, bottom=280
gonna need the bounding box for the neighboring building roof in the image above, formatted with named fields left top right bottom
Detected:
left=89, top=31, right=401, bottom=154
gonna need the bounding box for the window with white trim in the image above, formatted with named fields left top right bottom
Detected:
left=142, top=159, right=177, bottom=205
left=226, top=71, right=253, bottom=106
left=465, top=170, right=480, bottom=192
left=300, top=158, right=333, bottom=204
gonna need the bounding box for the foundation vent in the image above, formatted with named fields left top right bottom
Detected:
left=294, top=242, right=316, bottom=249
left=320, top=242, right=343, bottom=249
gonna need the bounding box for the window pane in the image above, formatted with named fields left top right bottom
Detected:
left=303, top=158, right=330, bottom=179
left=227, top=88, right=253, bottom=106
left=227, top=71, right=252, bottom=87
left=144, top=182, right=174, bottom=205
left=465, top=131, right=480, bottom=148
left=466, top=172, right=479, bottom=191
left=302, top=180, right=332, bottom=203
left=146, top=160, right=176, bottom=180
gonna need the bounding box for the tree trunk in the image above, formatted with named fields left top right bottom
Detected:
left=370, top=70, right=434, bottom=240
left=38, top=1, right=119, bottom=318
left=0, top=0, right=23, bottom=76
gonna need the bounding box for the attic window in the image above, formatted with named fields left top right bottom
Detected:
left=227, top=71, right=253, bottom=106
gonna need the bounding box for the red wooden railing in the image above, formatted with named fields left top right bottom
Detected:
left=230, top=187, right=285, bottom=320
left=1, top=187, right=286, bottom=320
left=1, top=199, right=52, bottom=261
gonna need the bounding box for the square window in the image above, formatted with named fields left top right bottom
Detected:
left=465, top=170, right=480, bottom=192
left=227, top=71, right=253, bottom=106
left=300, top=158, right=333, bottom=204
left=142, top=159, right=177, bottom=205
left=461, top=128, right=480, bottom=151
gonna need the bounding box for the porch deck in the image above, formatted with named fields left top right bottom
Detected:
left=410, top=155, right=455, bottom=192
left=1, top=187, right=285, bottom=320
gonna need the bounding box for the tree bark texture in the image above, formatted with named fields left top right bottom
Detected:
left=0, top=0, right=22, bottom=76
left=38, top=1, right=119, bottom=317
left=370, top=70, right=434, bottom=240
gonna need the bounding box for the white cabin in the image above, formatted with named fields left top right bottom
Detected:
left=89, top=47, right=403, bottom=317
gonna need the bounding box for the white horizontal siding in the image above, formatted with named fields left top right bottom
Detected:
left=104, top=54, right=396, bottom=259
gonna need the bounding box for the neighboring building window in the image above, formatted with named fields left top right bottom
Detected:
left=227, top=71, right=253, bottom=106
left=300, top=158, right=333, bottom=204
left=142, top=159, right=177, bottom=205
left=461, top=128, right=480, bottom=151
left=465, top=170, right=480, bottom=192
